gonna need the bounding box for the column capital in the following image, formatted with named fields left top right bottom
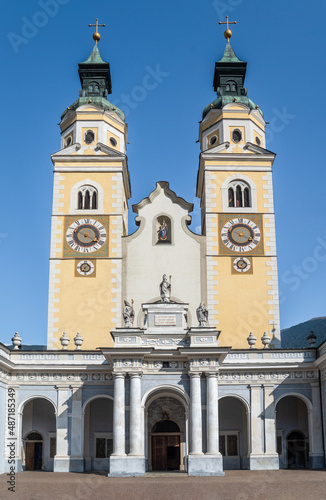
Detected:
left=113, top=372, right=126, bottom=379
left=129, top=372, right=143, bottom=379
left=205, top=372, right=218, bottom=378
left=188, top=371, right=202, bottom=378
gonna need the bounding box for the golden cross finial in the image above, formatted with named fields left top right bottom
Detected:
left=218, top=15, right=237, bottom=42
left=88, top=18, right=106, bottom=44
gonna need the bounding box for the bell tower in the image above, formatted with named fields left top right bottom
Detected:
left=197, top=21, right=280, bottom=348
left=47, top=22, right=131, bottom=350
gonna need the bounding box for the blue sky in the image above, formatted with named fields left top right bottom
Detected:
left=1, top=0, right=326, bottom=346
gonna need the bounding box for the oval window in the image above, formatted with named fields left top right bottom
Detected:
left=110, top=137, right=117, bottom=147
left=85, top=130, right=95, bottom=144
left=232, top=129, right=242, bottom=143
left=209, top=135, right=217, bottom=146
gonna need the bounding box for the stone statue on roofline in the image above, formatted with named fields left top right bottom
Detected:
left=196, top=301, right=208, bottom=327
left=123, top=299, right=134, bottom=328
left=160, top=274, right=171, bottom=302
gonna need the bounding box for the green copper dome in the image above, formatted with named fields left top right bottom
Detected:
left=203, top=40, right=263, bottom=119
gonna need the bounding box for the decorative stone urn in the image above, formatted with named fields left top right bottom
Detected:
left=60, top=332, right=70, bottom=350
left=247, top=331, right=257, bottom=349
left=261, top=331, right=271, bottom=349
left=74, top=332, right=84, bottom=350
left=11, top=332, right=22, bottom=350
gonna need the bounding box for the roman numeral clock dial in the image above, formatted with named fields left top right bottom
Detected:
left=66, top=218, right=107, bottom=254
left=220, top=217, right=262, bottom=253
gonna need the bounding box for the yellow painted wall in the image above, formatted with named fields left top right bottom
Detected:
left=214, top=256, right=274, bottom=348
left=51, top=259, right=116, bottom=350
left=204, top=169, right=271, bottom=213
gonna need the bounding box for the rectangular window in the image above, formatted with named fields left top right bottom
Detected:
left=49, top=437, right=56, bottom=458
left=96, top=438, right=113, bottom=458
left=96, top=438, right=106, bottom=458
left=219, top=433, right=238, bottom=457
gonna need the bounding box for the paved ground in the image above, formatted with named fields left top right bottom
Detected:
left=1, top=470, right=326, bottom=500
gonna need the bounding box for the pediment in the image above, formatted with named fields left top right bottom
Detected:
left=51, top=142, right=125, bottom=158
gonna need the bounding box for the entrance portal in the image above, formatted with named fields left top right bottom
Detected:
left=151, top=420, right=180, bottom=471
left=25, top=432, right=43, bottom=471
left=287, top=431, right=307, bottom=469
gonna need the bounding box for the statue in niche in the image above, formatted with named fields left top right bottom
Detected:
left=123, top=299, right=134, bottom=328
left=196, top=302, right=208, bottom=327
left=160, top=274, right=171, bottom=302
left=158, top=219, right=168, bottom=242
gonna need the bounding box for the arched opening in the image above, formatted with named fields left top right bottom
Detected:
left=76, top=185, right=98, bottom=210
left=236, top=185, right=243, bottom=207
left=156, top=215, right=172, bottom=244
left=227, top=180, right=251, bottom=209
left=276, top=396, right=309, bottom=469
left=219, top=396, right=249, bottom=470
left=147, top=394, right=186, bottom=472
left=84, top=190, right=90, bottom=209
left=83, top=397, right=113, bottom=472
left=228, top=188, right=235, bottom=207
left=22, top=398, right=56, bottom=472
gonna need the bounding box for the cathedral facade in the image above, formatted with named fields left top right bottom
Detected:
left=1, top=25, right=326, bottom=476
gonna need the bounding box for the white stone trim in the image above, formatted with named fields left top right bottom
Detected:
left=52, top=174, right=65, bottom=216
left=265, top=257, right=280, bottom=345
left=47, top=259, right=61, bottom=349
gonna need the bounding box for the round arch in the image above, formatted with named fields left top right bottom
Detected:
left=69, top=178, right=104, bottom=214
left=221, top=173, right=257, bottom=212
left=82, top=394, right=114, bottom=415
left=18, top=395, right=57, bottom=416
left=275, top=392, right=312, bottom=412
left=142, top=384, right=190, bottom=408
left=218, top=393, right=250, bottom=414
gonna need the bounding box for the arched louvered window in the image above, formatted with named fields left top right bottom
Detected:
left=228, top=180, right=251, bottom=208
left=92, top=191, right=97, bottom=209
left=77, top=186, right=98, bottom=210
left=228, top=188, right=235, bottom=207
left=78, top=191, right=83, bottom=209
left=84, top=190, right=90, bottom=209
left=236, top=185, right=243, bottom=207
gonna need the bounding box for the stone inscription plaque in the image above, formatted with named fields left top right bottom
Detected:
left=154, top=314, right=177, bottom=326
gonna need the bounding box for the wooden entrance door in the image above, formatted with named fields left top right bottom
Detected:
left=25, top=442, right=43, bottom=471
left=152, top=435, right=180, bottom=471
left=287, top=431, right=307, bottom=469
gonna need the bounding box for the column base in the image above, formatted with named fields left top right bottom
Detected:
left=188, top=454, right=224, bottom=476
left=309, top=453, right=325, bottom=469
left=249, top=454, right=279, bottom=470
left=53, top=456, right=71, bottom=472
left=108, top=456, right=146, bottom=476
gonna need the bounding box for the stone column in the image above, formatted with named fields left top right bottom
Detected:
left=112, top=373, right=126, bottom=456
left=250, top=384, right=262, bottom=457
left=263, top=384, right=277, bottom=455
left=129, top=373, right=143, bottom=456
left=310, top=383, right=325, bottom=468
left=250, top=384, right=278, bottom=470
left=206, top=373, right=219, bottom=455
left=189, top=373, right=203, bottom=455
left=70, top=385, right=84, bottom=472
left=54, top=385, right=70, bottom=472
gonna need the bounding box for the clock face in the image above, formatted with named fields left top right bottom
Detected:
left=66, top=218, right=107, bottom=253
left=233, top=257, right=251, bottom=273
left=76, top=260, right=95, bottom=276
left=221, top=217, right=261, bottom=253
